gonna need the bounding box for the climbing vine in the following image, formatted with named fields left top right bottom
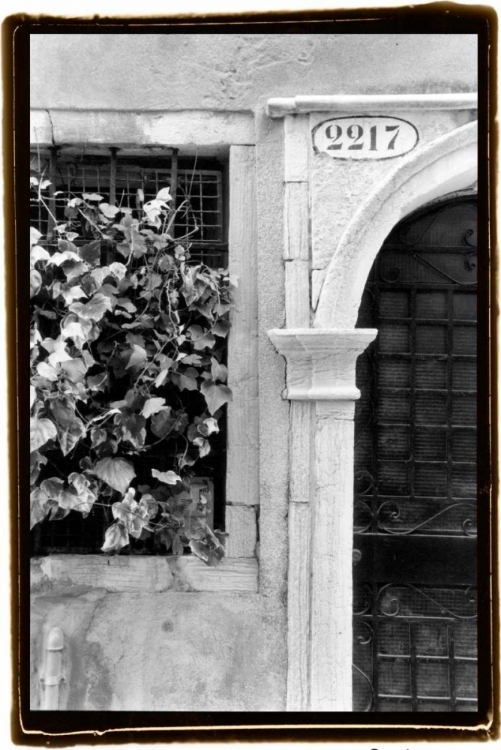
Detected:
left=30, top=174, right=233, bottom=564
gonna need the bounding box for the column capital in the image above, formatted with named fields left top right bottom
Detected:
left=268, top=328, right=377, bottom=401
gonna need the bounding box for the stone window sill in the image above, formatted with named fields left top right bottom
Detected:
left=31, top=555, right=258, bottom=595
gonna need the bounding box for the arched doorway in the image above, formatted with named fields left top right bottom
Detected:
left=352, top=196, right=478, bottom=712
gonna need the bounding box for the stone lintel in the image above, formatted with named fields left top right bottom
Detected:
left=267, top=328, right=377, bottom=401
left=267, top=93, right=478, bottom=118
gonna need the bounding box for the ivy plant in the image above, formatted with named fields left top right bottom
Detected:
left=30, top=176, right=232, bottom=564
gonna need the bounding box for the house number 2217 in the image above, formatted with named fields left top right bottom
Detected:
left=312, top=116, right=419, bottom=160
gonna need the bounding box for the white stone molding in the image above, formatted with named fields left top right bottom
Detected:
left=314, top=119, right=478, bottom=329
left=267, top=329, right=377, bottom=401
left=226, top=146, right=260, bottom=556
left=267, top=93, right=477, bottom=118
left=268, top=328, right=376, bottom=711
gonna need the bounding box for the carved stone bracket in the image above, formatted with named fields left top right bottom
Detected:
left=267, top=328, right=378, bottom=401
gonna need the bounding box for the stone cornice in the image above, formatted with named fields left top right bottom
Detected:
left=267, top=93, right=478, bottom=118
left=267, top=328, right=377, bottom=401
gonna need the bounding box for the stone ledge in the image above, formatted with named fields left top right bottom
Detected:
left=30, top=109, right=255, bottom=153
left=31, top=555, right=259, bottom=594
left=267, top=93, right=478, bottom=118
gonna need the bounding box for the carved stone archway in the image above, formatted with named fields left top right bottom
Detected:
left=315, top=119, right=478, bottom=328
left=268, top=106, right=478, bottom=711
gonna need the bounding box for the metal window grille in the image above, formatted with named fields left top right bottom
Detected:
left=30, top=149, right=227, bottom=266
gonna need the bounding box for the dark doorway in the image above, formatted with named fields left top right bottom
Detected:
left=352, top=197, right=478, bottom=712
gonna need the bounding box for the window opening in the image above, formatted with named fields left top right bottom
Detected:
left=352, top=197, right=478, bottom=712
left=30, top=148, right=228, bottom=555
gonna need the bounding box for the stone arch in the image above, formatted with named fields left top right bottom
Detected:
left=314, top=120, right=478, bottom=330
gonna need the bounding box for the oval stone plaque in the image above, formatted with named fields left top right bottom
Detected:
left=312, top=116, right=419, bottom=160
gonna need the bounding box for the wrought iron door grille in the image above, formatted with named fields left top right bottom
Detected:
left=352, top=198, right=477, bottom=712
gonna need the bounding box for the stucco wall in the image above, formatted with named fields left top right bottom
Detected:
left=31, top=585, right=286, bottom=711
left=30, top=34, right=477, bottom=112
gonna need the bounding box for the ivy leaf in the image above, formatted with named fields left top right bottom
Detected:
left=30, top=386, right=36, bottom=409
left=66, top=472, right=97, bottom=515
left=78, top=240, right=102, bottom=266
left=125, top=344, right=147, bottom=370
left=115, top=297, right=137, bottom=314
left=182, top=353, right=202, bottom=366
left=40, top=477, right=65, bottom=500
left=116, top=242, right=131, bottom=259
left=211, top=357, right=228, bottom=383
left=60, top=314, right=93, bottom=349
left=47, top=250, right=81, bottom=266
left=89, top=266, right=110, bottom=287
left=197, top=417, right=219, bottom=437
left=99, top=203, right=120, bottom=219
left=200, top=379, right=233, bottom=415
left=30, top=227, right=42, bottom=248
left=93, top=457, right=136, bottom=494
left=30, top=451, right=47, bottom=485
left=120, top=414, right=146, bottom=449
left=101, top=522, right=129, bottom=552
left=141, top=397, right=166, bottom=419
left=193, top=436, right=211, bottom=457
left=171, top=369, right=199, bottom=392
left=112, top=489, right=152, bottom=539
left=131, top=228, right=147, bottom=258
left=156, top=187, right=172, bottom=202
left=69, top=292, right=113, bottom=321
left=31, top=246, right=50, bottom=265
left=49, top=395, right=76, bottom=429
left=187, top=325, right=216, bottom=351
left=151, top=469, right=181, bottom=485
left=87, top=372, right=108, bottom=392
left=90, top=427, right=107, bottom=447
left=154, top=368, right=170, bottom=388
left=55, top=284, right=88, bottom=305
left=61, top=358, right=87, bottom=384
left=30, top=270, right=42, bottom=298
left=36, top=361, right=59, bottom=382
left=109, top=262, right=127, bottom=281
left=150, top=407, right=173, bottom=438
left=63, top=260, right=89, bottom=283
left=82, top=193, right=103, bottom=202
left=42, top=336, right=72, bottom=364
left=30, top=417, right=57, bottom=452
left=58, top=417, right=86, bottom=456
left=212, top=319, right=230, bottom=338
left=30, top=487, right=50, bottom=529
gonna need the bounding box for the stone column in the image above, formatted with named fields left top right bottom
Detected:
left=268, top=328, right=377, bottom=711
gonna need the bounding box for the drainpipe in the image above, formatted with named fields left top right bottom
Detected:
left=41, top=627, right=65, bottom=710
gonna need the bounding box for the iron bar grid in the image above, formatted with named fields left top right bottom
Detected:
left=352, top=197, right=478, bottom=712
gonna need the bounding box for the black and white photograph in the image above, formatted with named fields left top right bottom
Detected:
left=15, top=11, right=494, bottom=739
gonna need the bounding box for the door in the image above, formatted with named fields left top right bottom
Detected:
left=352, top=197, right=478, bottom=712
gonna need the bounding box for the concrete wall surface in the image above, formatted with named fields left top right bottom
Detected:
left=31, top=582, right=286, bottom=711
left=30, top=34, right=477, bottom=111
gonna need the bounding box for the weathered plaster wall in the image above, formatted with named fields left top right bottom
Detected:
left=30, top=34, right=477, bottom=112
left=31, top=584, right=286, bottom=711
